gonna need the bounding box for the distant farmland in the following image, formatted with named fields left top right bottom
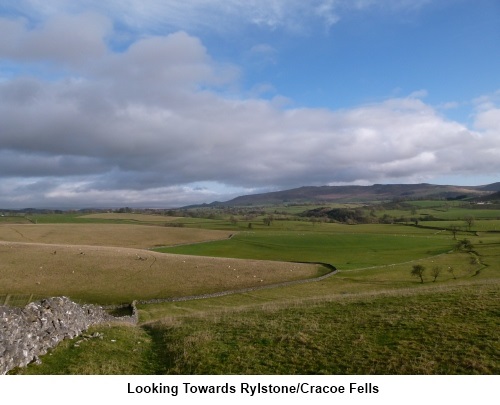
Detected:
left=3, top=205, right=499, bottom=375
left=0, top=223, right=231, bottom=249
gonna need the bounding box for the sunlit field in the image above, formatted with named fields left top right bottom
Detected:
left=3, top=204, right=500, bottom=375
left=157, top=224, right=455, bottom=269
left=0, top=223, right=230, bottom=248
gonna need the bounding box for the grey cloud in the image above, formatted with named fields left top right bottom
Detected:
left=0, top=150, right=110, bottom=177
left=0, top=77, right=42, bottom=105
left=0, top=13, right=110, bottom=66
left=1, top=18, right=499, bottom=207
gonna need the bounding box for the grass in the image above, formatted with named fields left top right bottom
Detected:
left=79, top=212, right=181, bottom=223
left=12, top=281, right=499, bottom=375
left=10, top=324, right=159, bottom=375
left=3, top=206, right=499, bottom=375
left=15, top=212, right=182, bottom=225
left=418, top=220, right=500, bottom=232
left=144, top=282, right=499, bottom=375
left=0, top=216, right=32, bottom=224
left=0, top=223, right=231, bottom=248
left=137, top=246, right=494, bottom=323
left=156, top=224, right=455, bottom=269
left=0, top=243, right=321, bottom=305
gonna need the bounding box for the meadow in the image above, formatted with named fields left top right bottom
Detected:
left=0, top=223, right=230, bottom=248
left=2, top=203, right=499, bottom=375
left=156, top=224, right=454, bottom=269
left=0, top=242, right=321, bottom=305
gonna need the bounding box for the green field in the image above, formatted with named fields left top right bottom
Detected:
left=156, top=225, right=454, bottom=269
left=13, top=282, right=499, bottom=375
left=3, top=207, right=499, bottom=375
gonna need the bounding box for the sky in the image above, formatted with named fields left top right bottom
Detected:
left=0, top=0, right=499, bottom=208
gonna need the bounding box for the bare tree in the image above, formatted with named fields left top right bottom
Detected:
left=464, top=216, right=475, bottom=231
left=431, top=266, right=441, bottom=282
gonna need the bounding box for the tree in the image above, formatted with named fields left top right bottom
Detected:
left=263, top=215, right=273, bottom=226
left=431, top=266, right=441, bottom=282
left=447, top=266, right=457, bottom=280
left=464, top=216, right=475, bottom=231
left=411, top=264, right=426, bottom=283
left=449, top=225, right=460, bottom=240
left=457, top=238, right=473, bottom=252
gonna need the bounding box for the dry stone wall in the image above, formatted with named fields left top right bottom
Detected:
left=1, top=263, right=334, bottom=375
left=0, top=296, right=136, bottom=375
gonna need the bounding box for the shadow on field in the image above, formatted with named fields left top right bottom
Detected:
left=141, top=324, right=178, bottom=374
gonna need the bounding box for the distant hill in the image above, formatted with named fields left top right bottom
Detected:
left=477, top=190, right=500, bottom=202
left=478, top=182, right=500, bottom=192
left=191, top=183, right=498, bottom=207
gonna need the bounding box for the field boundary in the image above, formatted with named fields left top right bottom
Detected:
left=136, top=262, right=337, bottom=305
left=337, top=250, right=454, bottom=272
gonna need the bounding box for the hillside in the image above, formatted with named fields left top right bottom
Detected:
left=198, top=183, right=497, bottom=207
left=477, top=190, right=500, bottom=202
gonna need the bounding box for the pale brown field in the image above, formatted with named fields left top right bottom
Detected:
left=0, top=224, right=230, bottom=249
left=0, top=242, right=321, bottom=304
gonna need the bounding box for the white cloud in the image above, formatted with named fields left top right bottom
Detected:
left=438, top=101, right=460, bottom=110
left=475, top=106, right=500, bottom=137
left=0, top=10, right=498, bottom=208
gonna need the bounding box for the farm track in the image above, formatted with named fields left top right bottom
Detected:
left=7, top=227, right=34, bottom=242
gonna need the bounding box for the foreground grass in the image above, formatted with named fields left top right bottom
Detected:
left=145, top=282, right=500, bottom=375
left=12, top=282, right=499, bottom=375
left=10, top=324, right=159, bottom=375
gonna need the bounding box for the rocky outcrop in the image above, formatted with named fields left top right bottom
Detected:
left=0, top=296, right=130, bottom=375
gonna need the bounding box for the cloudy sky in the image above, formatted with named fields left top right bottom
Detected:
left=1, top=0, right=499, bottom=208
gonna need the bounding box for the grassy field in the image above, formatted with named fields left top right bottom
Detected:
left=0, top=223, right=231, bottom=248
left=79, top=212, right=180, bottom=223
left=156, top=224, right=455, bottom=269
left=143, top=282, right=499, bottom=375
left=3, top=206, right=499, bottom=375
left=0, top=242, right=321, bottom=305
left=417, top=219, right=500, bottom=232
left=12, top=281, right=499, bottom=375
left=137, top=245, right=493, bottom=323
left=0, top=212, right=181, bottom=225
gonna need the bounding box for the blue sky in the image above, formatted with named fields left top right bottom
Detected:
left=0, top=0, right=499, bottom=208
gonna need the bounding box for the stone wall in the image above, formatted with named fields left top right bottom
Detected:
left=0, top=296, right=136, bottom=375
